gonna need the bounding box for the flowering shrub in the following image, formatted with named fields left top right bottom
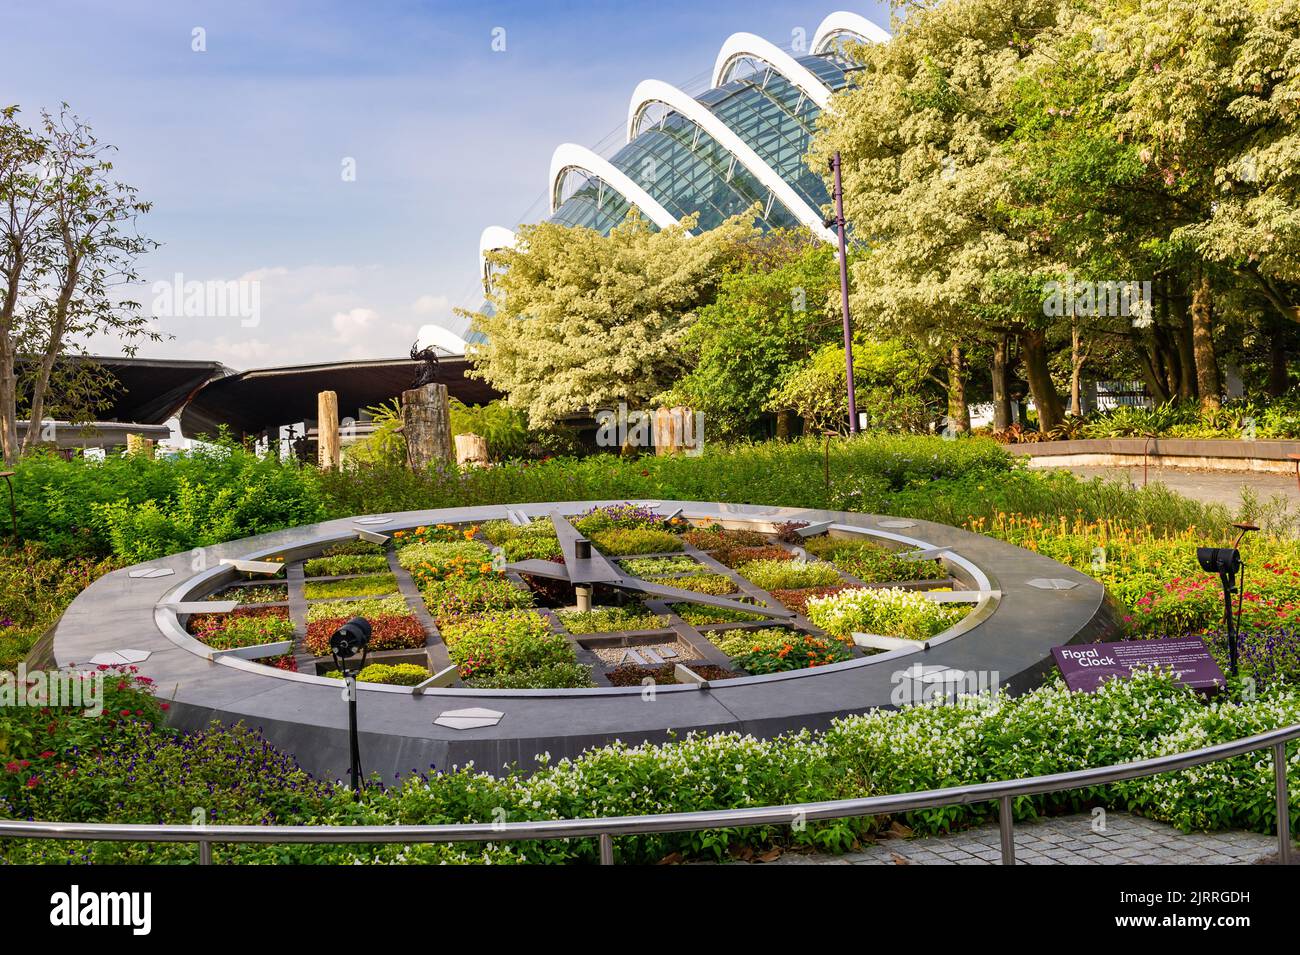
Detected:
left=573, top=503, right=670, bottom=534
left=302, top=574, right=399, bottom=600
left=806, top=587, right=968, bottom=641
left=0, top=665, right=163, bottom=810
left=590, top=527, right=683, bottom=556
left=736, top=558, right=842, bottom=591
left=440, top=610, right=576, bottom=679
left=421, top=575, right=533, bottom=622
left=397, top=541, right=495, bottom=588
left=724, top=630, right=852, bottom=673
left=191, top=612, right=295, bottom=650
left=304, top=614, right=427, bottom=656
left=392, top=523, right=479, bottom=547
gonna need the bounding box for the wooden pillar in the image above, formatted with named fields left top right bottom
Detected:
left=402, top=383, right=452, bottom=472
left=318, top=390, right=340, bottom=470
left=125, top=434, right=154, bottom=459
left=654, top=406, right=696, bottom=455
left=455, top=432, right=489, bottom=468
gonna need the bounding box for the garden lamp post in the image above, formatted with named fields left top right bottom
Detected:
left=828, top=152, right=859, bottom=434
left=329, top=616, right=372, bottom=798
left=1196, top=522, right=1258, bottom=678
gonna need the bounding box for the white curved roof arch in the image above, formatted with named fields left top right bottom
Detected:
left=547, top=142, right=680, bottom=231
left=711, top=32, right=833, bottom=109
left=478, top=225, right=518, bottom=286
left=811, top=11, right=892, bottom=53
left=626, top=79, right=835, bottom=241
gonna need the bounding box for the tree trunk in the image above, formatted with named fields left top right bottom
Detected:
left=317, top=390, right=341, bottom=470
left=775, top=408, right=793, bottom=441
left=991, top=334, right=1012, bottom=431
left=1069, top=321, right=1084, bottom=416
left=1190, top=274, right=1221, bottom=410
left=1021, top=328, right=1065, bottom=432
left=946, top=345, right=970, bottom=434
left=454, top=432, right=489, bottom=467
left=1268, top=318, right=1291, bottom=397
left=1132, top=333, right=1170, bottom=405
left=402, top=383, right=452, bottom=472
left=1171, top=282, right=1197, bottom=402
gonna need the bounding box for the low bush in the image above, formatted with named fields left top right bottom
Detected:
left=465, top=661, right=594, bottom=689
left=557, top=606, right=667, bottom=634
left=770, top=585, right=855, bottom=615
left=480, top=518, right=554, bottom=544
left=305, top=595, right=409, bottom=624
left=683, top=525, right=770, bottom=549
left=326, top=663, right=429, bottom=686
left=648, top=573, right=735, bottom=595
left=620, top=555, right=701, bottom=576
left=190, top=612, right=295, bottom=651
left=671, top=601, right=768, bottom=625
left=303, top=554, right=390, bottom=577
left=501, top=535, right=562, bottom=561
left=392, top=524, right=480, bottom=547
left=0, top=543, right=119, bottom=668
left=806, top=587, right=968, bottom=641
left=802, top=536, right=946, bottom=582
left=736, top=558, right=842, bottom=591
left=711, top=544, right=795, bottom=568
left=318, top=540, right=385, bottom=557
left=303, top=574, right=399, bottom=600
left=204, top=584, right=286, bottom=604
left=421, top=576, right=533, bottom=622
left=304, top=614, right=427, bottom=656
left=440, top=610, right=575, bottom=679
left=590, top=528, right=683, bottom=556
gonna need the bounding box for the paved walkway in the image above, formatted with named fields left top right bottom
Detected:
left=1058, top=465, right=1299, bottom=512
left=752, top=812, right=1284, bottom=865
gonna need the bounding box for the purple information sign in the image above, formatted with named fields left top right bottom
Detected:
left=1052, top=636, right=1226, bottom=693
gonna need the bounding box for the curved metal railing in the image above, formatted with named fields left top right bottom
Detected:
left=1, top=722, right=1295, bottom=865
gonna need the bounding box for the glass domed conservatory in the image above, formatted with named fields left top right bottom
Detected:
left=474, top=10, right=891, bottom=298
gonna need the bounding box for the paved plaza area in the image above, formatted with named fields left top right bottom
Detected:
left=1059, top=465, right=1300, bottom=512
left=755, top=812, right=1284, bottom=865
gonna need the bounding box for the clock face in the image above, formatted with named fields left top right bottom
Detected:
left=185, top=503, right=975, bottom=690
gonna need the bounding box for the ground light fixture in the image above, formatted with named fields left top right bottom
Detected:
left=329, top=616, right=372, bottom=798
left=1197, top=522, right=1258, bottom=678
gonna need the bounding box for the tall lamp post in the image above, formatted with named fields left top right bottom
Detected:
left=329, top=616, right=372, bottom=798
left=828, top=152, right=859, bottom=434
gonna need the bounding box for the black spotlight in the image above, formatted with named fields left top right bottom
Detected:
left=329, top=616, right=372, bottom=797
left=1197, top=524, right=1258, bottom=679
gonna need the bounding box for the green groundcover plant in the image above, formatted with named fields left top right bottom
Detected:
left=440, top=610, right=575, bottom=679
left=736, top=558, right=842, bottom=591
left=557, top=605, right=668, bottom=634
left=807, top=587, right=969, bottom=641
left=302, top=574, right=399, bottom=600
left=325, top=663, right=429, bottom=686
left=1, top=671, right=1297, bottom=864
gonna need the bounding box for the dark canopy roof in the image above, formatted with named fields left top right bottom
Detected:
left=18, top=355, right=233, bottom=425
left=178, top=356, right=498, bottom=438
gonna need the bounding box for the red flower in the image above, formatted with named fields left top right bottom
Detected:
left=26, top=777, right=39, bottom=788
left=39, top=750, right=54, bottom=759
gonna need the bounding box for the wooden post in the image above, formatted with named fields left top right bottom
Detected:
left=455, top=433, right=489, bottom=468
left=403, top=383, right=452, bottom=472
left=654, top=406, right=696, bottom=455
left=318, top=390, right=340, bottom=470
left=125, top=434, right=154, bottom=459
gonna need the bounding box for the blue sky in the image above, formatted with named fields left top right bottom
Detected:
left=3, top=0, right=891, bottom=367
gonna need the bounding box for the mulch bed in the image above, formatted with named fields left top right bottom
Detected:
left=604, top=662, right=739, bottom=686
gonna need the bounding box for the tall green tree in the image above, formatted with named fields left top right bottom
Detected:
left=464, top=210, right=755, bottom=428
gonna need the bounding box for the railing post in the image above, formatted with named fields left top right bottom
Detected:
left=598, top=833, right=614, bottom=865
left=998, top=795, right=1015, bottom=865
left=198, top=838, right=212, bottom=865
left=1274, top=742, right=1293, bottom=866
